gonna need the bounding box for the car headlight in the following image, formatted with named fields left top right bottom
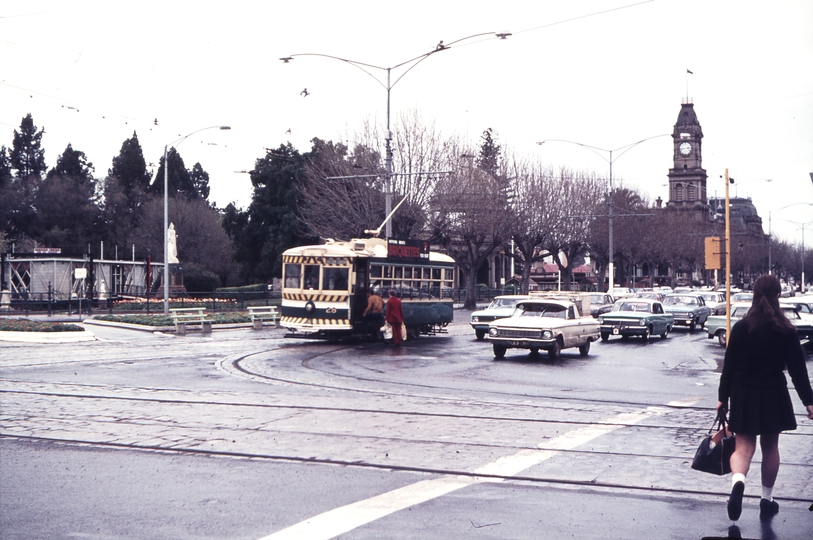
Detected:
left=541, top=330, right=553, bottom=339
left=598, top=317, right=604, bottom=324
left=639, top=319, right=647, bottom=325
left=489, top=328, right=499, bottom=337
left=471, top=316, right=479, bottom=323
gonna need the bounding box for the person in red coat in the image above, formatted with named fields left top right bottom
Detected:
left=385, top=289, right=404, bottom=345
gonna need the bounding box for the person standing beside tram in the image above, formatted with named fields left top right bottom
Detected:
left=385, top=289, right=405, bottom=346
left=716, top=274, right=813, bottom=521
left=362, top=290, right=384, bottom=341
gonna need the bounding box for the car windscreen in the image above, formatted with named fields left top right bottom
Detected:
left=664, top=296, right=697, bottom=305
left=615, top=302, right=652, bottom=313
left=517, top=303, right=566, bottom=318
left=490, top=298, right=519, bottom=309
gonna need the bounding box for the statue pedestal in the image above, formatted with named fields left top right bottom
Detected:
left=161, top=264, right=186, bottom=294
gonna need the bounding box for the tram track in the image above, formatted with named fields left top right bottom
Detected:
left=3, top=336, right=812, bottom=514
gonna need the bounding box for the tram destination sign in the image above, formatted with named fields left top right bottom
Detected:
left=387, top=239, right=429, bottom=262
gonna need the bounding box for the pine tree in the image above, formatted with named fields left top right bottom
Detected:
left=10, top=114, right=46, bottom=181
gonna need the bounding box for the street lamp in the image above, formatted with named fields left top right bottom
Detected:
left=768, top=202, right=813, bottom=278
left=281, top=32, right=510, bottom=238
left=537, top=134, right=669, bottom=292
left=159, top=125, right=231, bottom=315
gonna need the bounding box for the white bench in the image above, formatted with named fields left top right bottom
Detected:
left=247, top=305, right=279, bottom=330
left=170, top=307, right=212, bottom=335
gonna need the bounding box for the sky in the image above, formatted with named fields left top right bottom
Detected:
left=2, top=0, right=812, bottom=245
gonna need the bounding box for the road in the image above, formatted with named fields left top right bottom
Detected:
left=1, top=312, right=812, bottom=539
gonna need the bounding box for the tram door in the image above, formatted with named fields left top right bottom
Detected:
left=352, top=258, right=370, bottom=328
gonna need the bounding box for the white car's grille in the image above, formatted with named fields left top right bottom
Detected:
left=497, top=329, right=541, bottom=339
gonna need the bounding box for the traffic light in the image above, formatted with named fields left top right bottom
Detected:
left=705, top=236, right=722, bottom=270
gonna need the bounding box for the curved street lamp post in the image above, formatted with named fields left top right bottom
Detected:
left=160, top=126, right=231, bottom=315
left=537, top=134, right=669, bottom=292
left=281, top=32, right=510, bottom=239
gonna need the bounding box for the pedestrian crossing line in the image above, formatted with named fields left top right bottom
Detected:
left=258, top=408, right=659, bottom=540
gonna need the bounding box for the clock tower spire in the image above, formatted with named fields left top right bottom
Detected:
left=667, top=101, right=707, bottom=217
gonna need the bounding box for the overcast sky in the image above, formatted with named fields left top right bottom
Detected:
left=2, top=0, right=811, bottom=244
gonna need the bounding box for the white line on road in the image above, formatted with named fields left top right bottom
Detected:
left=259, top=408, right=660, bottom=540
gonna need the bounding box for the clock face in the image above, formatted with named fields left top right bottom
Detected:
left=679, top=142, right=692, bottom=156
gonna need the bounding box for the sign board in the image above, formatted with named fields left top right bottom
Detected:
left=74, top=268, right=87, bottom=279
left=704, top=236, right=723, bottom=270
left=34, top=247, right=61, bottom=254
left=387, top=239, right=429, bottom=262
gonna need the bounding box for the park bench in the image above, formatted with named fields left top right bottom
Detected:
left=247, top=305, right=279, bottom=330
left=170, top=307, right=212, bottom=335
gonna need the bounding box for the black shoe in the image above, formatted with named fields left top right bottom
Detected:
left=728, top=481, right=744, bottom=521
left=759, top=498, right=779, bottom=519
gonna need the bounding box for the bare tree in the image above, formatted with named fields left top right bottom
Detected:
left=431, top=149, right=514, bottom=308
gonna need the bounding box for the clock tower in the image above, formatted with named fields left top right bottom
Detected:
left=667, top=101, right=707, bottom=218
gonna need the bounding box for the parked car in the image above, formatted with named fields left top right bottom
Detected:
left=705, top=303, right=813, bottom=347
left=598, top=299, right=673, bottom=341
left=654, top=286, right=673, bottom=295
left=608, top=287, right=634, bottom=299
left=696, top=291, right=726, bottom=315
left=731, top=292, right=753, bottom=303
left=470, top=295, right=530, bottom=340
left=673, top=286, right=694, bottom=294
left=487, top=299, right=600, bottom=359
left=780, top=299, right=813, bottom=322
left=588, top=293, right=615, bottom=318
left=631, top=291, right=665, bottom=302
left=662, top=293, right=713, bottom=331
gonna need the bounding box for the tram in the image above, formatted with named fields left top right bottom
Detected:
left=280, top=237, right=456, bottom=338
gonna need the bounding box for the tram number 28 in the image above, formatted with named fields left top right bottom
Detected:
left=325, top=307, right=337, bottom=314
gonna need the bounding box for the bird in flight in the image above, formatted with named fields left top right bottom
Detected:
left=285, top=128, right=292, bottom=134
left=301, top=88, right=309, bottom=97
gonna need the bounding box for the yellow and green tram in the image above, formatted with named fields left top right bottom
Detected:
left=280, top=237, right=456, bottom=338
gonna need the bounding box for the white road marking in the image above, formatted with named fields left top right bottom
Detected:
left=667, top=398, right=702, bottom=407
left=259, top=408, right=657, bottom=540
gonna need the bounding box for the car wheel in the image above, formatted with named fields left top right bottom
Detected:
left=529, top=347, right=540, bottom=354
left=660, top=326, right=669, bottom=339
left=642, top=326, right=651, bottom=342
left=620, top=334, right=629, bottom=341
left=600, top=332, right=609, bottom=341
left=475, top=329, right=486, bottom=340
left=548, top=338, right=562, bottom=359
left=578, top=341, right=590, bottom=356
left=717, top=330, right=726, bottom=347
left=493, top=344, right=507, bottom=359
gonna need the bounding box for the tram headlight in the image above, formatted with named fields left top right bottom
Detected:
left=488, top=328, right=499, bottom=337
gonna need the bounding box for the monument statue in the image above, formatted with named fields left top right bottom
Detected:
left=167, top=223, right=179, bottom=263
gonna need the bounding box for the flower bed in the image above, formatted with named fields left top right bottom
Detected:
left=0, top=319, right=85, bottom=332
left=94, top=312, right=252, bottom=327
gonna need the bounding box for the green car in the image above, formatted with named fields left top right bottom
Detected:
left=598, top=299, right=674, bottom=341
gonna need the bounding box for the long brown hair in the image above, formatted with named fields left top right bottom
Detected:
left=743, top=275, right=794, bottom=333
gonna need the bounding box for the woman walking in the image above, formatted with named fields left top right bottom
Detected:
left=716, top=275, right=813, bottom=521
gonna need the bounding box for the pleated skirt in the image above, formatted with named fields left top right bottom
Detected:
left=728, top=384, right=798, bottom=434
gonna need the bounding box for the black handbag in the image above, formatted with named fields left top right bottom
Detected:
left=691, top=412, right=736, bottom=475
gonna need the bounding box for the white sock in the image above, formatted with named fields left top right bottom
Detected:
left=761, top=485, right=773, bottom=501
left=732, top=473, right=746, bottom=486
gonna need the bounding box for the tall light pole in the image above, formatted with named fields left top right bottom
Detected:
left=281, top=32, right=510, bottom=239
left=537, top=134, right=669, bottom=292
left=768, top=202, right=813, bottom=277
left=159, top=125, right=231, bottom=315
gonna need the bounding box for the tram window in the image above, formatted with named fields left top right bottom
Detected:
left=284, top=264, right=301, bottom=289
left=370, top=265, right=382, bottom=278
left=403, top=268, right=412, bottom=279
left=394, top=267, right=402, bottom=279
left=444, top=269, right=454, bottom=280
left=432, top=268, right=441, bottom=280
left=323, top=267, right=349, bottom=291
left=421, top=268, right=430, bottom=279
left=303, top=265, right=320, bottom=289
left=384, top=266, right=393, bottom=278
left=370, top=280, right=382, bottom=295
